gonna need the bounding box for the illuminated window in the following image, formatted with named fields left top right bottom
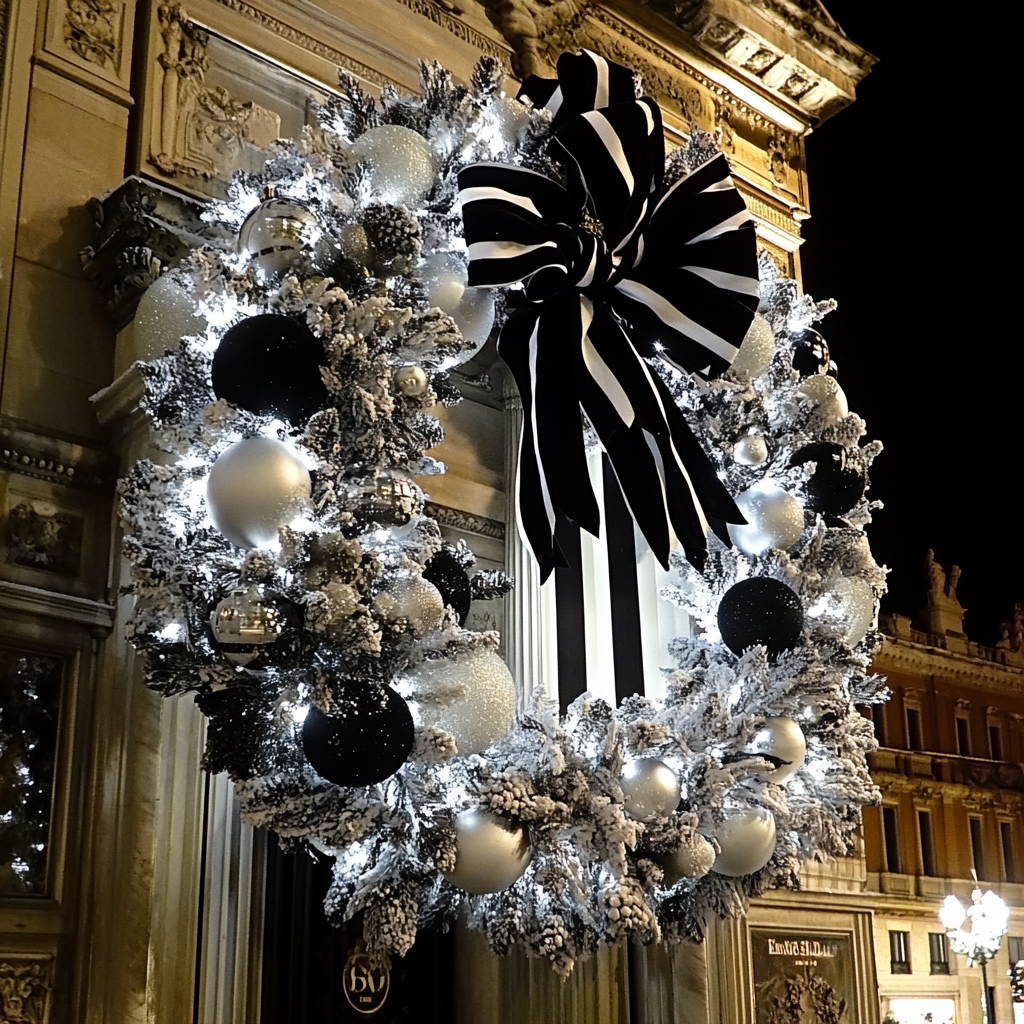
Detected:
left=928, top=932, right=949, bottom=974
left=956, top=715, right=971, bottom=756
left=889, top=930, right=911, bottom=974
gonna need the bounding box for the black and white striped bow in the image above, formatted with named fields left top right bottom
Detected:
left=458, top=50, right=759, bottom=581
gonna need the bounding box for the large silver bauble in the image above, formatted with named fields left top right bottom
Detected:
left=747, top=715, right=806, bottom=784
left=730, top=314, right=774, bottom=378
left=401, top=647, right=516, bottom=755
left=238, top=195, right=318, bottom=278
left=441, top=809, right=531, bottom=894
left=827, top=575, right=875, bottom=648
left=206, top=438, right=311, bottom=549
left=733, top=434, right=768, bottom=467
left=134, top=274, right=207, bottom=361
left=798, top=374, right=849, bottom=425
left=341, top=468, right=423, bottom=526
left=209, top=586, right=292, bottom=666
left=373, top=575, right=445, bottom=636
left=620, top=758, right=681, bottom=822
left=352, top=125, right=436, bottom=206
left=421, top=253, right=495, bottom=360
left=712, top=806, right=777, bottom=877
left=727, top=483, right=804, bottom=556
left=491, top=95, right=529, bottom=150
left=659, top=833, right=716, bottom=886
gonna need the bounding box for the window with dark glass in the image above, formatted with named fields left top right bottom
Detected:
left=1001, top=821, right=1016, bottom=883
left=890, top=930, right=911, bottom=974
left=929, top=932, right=950, bottom=974
left=1008, top=935, right=1024, bottom=967
left=906, top=707, right=923, bottom=750
left=969, top=816, right=986, bottom=880
left=0, top=646, right=63, bottom=896
left=989, top=724, right=1003, bottom=761
left=918, top=811, right=936, bottom=877
left=883, top=806, right=900, bottom=873
left=873, top=705, right=887, bottom=747
left=956, top=716, right=971, bottom=756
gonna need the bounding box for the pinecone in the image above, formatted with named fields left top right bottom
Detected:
left=362, top=203, right=422, bottom=264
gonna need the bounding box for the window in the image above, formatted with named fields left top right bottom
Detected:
left=1001, top=821, right=1016, bottom=883
left=969, top=816, right=986, bottom=880
left=883, top=806, right=901, bottom=873
left=918, top=811, right=936, bottom=877
left=872, top=705, right=887, bottom=747
left=929, top=932, right=950, bottom=974
left=1008, top=935, right=1024, bottom=967
left=956, top=715, right=971, bottom=756
left=906, top=707, right=923, bottom=750
left=989, top=724, right=1003, bottom=761
left=890, top=930, right=911, bottom=974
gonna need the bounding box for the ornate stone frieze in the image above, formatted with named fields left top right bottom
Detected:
left=0, top=423, right=114, bottom=491
left=63, top=0, right=125, bottom=68
left=398, top=0, right=512, bottom=67
left=0, top=957, right=52, bottom=1024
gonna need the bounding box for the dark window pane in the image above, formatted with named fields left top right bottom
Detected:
left=1008, top=935, right=1024, bottom=967
left=906, top=707, right=923, bottom=751
left=0, top=646, right=63, bottom=895
left=956, top=717, right=971, bottom=756
left=1001, top=821, right=1016, bottom=883
left=873, top=706, right=887, bottom=747
left=890, top=930, right=911, bottom=974
left=883, top=807, right=900, bottom=873
left=918, top=811, right=936, bottom=877
left=970, top=817, right=986, bottom=880
left=990, top=725, right=1003, bottom=761
left=929, top=932, right=949, bottom=974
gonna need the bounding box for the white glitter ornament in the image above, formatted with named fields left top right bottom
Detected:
left=712, top=806, right=777, bottom=877
left=421, top=253, right=495, bottom=359
left=733, top=434, right=768, bottom=466
left=746, top=715, right=806, bottom=783
left=393, top=365, right=428, bottom=397
left=441, top=809, right=531, bottom=894
left=798, top=374, right=849, bottom=425
left=237, top=194, right=319, bottom=278
left=727, top=483, right=804, bottom=556
left=206, top=437, right=311, bottom=549
left=730, top=314, right=774, bottom=378
left=134, top=274, right=207, bottom=361
left=339, top=223, right=371, bottom=264
left=823, top=575, right=875, bottom=648
left=400, top=647, right=516, bottom=755
left=373, top=575, right=445, bottom=635
left=352, top=125, right=436, bottom=206
left=620, top=758, right=681, bottom=822
left=659, top=833, right=716, bottom=886
left=491, top=96, right=529, bottom=150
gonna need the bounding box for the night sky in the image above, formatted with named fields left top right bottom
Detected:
left=797, top=5, right=1021, bottom=644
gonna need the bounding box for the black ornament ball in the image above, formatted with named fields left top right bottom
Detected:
left=790, top=442, right=865, bottom=516
left=301, top=686, right=414, bottom=787
left=212, top=313, right=328, bottom=425
left=423, top=548, right=472, bottom=625
left=717, top=578, right=803, bottom=658
left=790, top=328, right=829, bottom=377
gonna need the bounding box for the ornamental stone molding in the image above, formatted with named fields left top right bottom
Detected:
left=0, top=956, right=52, bottom=1024
left=0, top=423, right=115, bottom=492
left=874, top=634, right=1024, bottom=694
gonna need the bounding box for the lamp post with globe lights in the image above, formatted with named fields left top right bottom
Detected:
left=939, top=883, right=1009, bottom=1024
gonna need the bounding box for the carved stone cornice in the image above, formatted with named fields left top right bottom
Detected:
left=0, top=580, right=116, bottom=634
left=396, top=0, right=512, bottom=66
left=873, top=634, right=1024, bottom=695
left=0, top=422, right=115, bottom=491
left=425, top=501, right=505, bottom=540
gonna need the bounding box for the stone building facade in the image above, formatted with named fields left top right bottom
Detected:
left=0, top=0, right=877, bottom=1020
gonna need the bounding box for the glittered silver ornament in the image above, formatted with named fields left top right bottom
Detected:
left=797, top=374, right=849, bottom=425
left=421, top=253, right=495, bottom=359
left=394, top=365, right=428, bottom=397
left=727, top=483, right=804, bottom=556
left=352, top=125, right=436, bottom=206
left=733, top=434, right=768, bottom=467
left=339, top=223, right=371, bottom=264
left=818, top=575, right=874, bottom=648
left=206, top=437, right=311, bottom=549
left=209, top=586, right=295, bottom=666
left=134, top=274, right=207, bottom=361
left=729, top=314, right=774, bottom=378
left=373, top=575, right=445, bottom=635
left=712, top=806, right=777, bottom=877
left=491, top=95, right=529, bottom=150
left=400, top=647, right=516, bottom=755
left=441, top=809, right=531, bottom=894
left=620, top=758, right=681, bottom=822
left=341, top=469, right=423, bottom=526
left=658, top=833, right=716, bottom=886
left=238, top=193, right=318, bottom=278
left=746, top=715, right=806, bottom=784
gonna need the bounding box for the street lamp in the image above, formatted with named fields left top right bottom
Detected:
left=939, top=883, right=1009, bottom=1024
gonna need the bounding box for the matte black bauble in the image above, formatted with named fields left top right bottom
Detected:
left=789, top=328, right=829, bottom=377
left=790, top=442, right=865, bottom=516
left=301, top=687, right=413, bottom=787
left=423, top=548, right=472, bottom=625
left=717, top=578, right=803, bottom=658
left=212, top=314, right=328, bottom=425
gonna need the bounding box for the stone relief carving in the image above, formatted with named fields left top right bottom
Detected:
left=474, top=0, right=586, bottom=79
left=0, top=959, right=51, bottom=1024
left=63, top=0, right=123, bottom=69
left=152, top=4, right=280, bottom=181
left=4, top=502, right=84, bottom=576
left=765, top=127, right=793, bottom=183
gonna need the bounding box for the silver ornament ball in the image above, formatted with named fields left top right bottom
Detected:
left=238, top=195, right=318, bottom=278
left=747, top=715, right=807, bottom=784
left=798, top=374, right=849, bottom=425
left=134, top=274, right=207, bottom=361
left=730, top=314, right=775, bottom=378
left=341, top=469, right=423, bottom=526
left=394, top=365, right=429, bottom=397
left=421, top=253, right=495, bottom=358
left=206, top=437, right=311, bottom=549
left=620, top=757, right=681, bottom=822
left=727, top=483, right=804, bottom=557
left=441, top=809, right=532, bottom=894
left=400, top=647, right=516, bottom=756
left=659, top=833, right=716, bottom=886
left=712, top=806, right=777, bottom=877
left=210, top=586, right=292, bottom=666
left=374, top=575, right=445, bottom=635
left=491, top=95, right=529, bottom=150
left=352, top=125, right=436, bottom=206
left=733, top=434, right=768, bottom=466
left=826, top=575, right=875, bottom=648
